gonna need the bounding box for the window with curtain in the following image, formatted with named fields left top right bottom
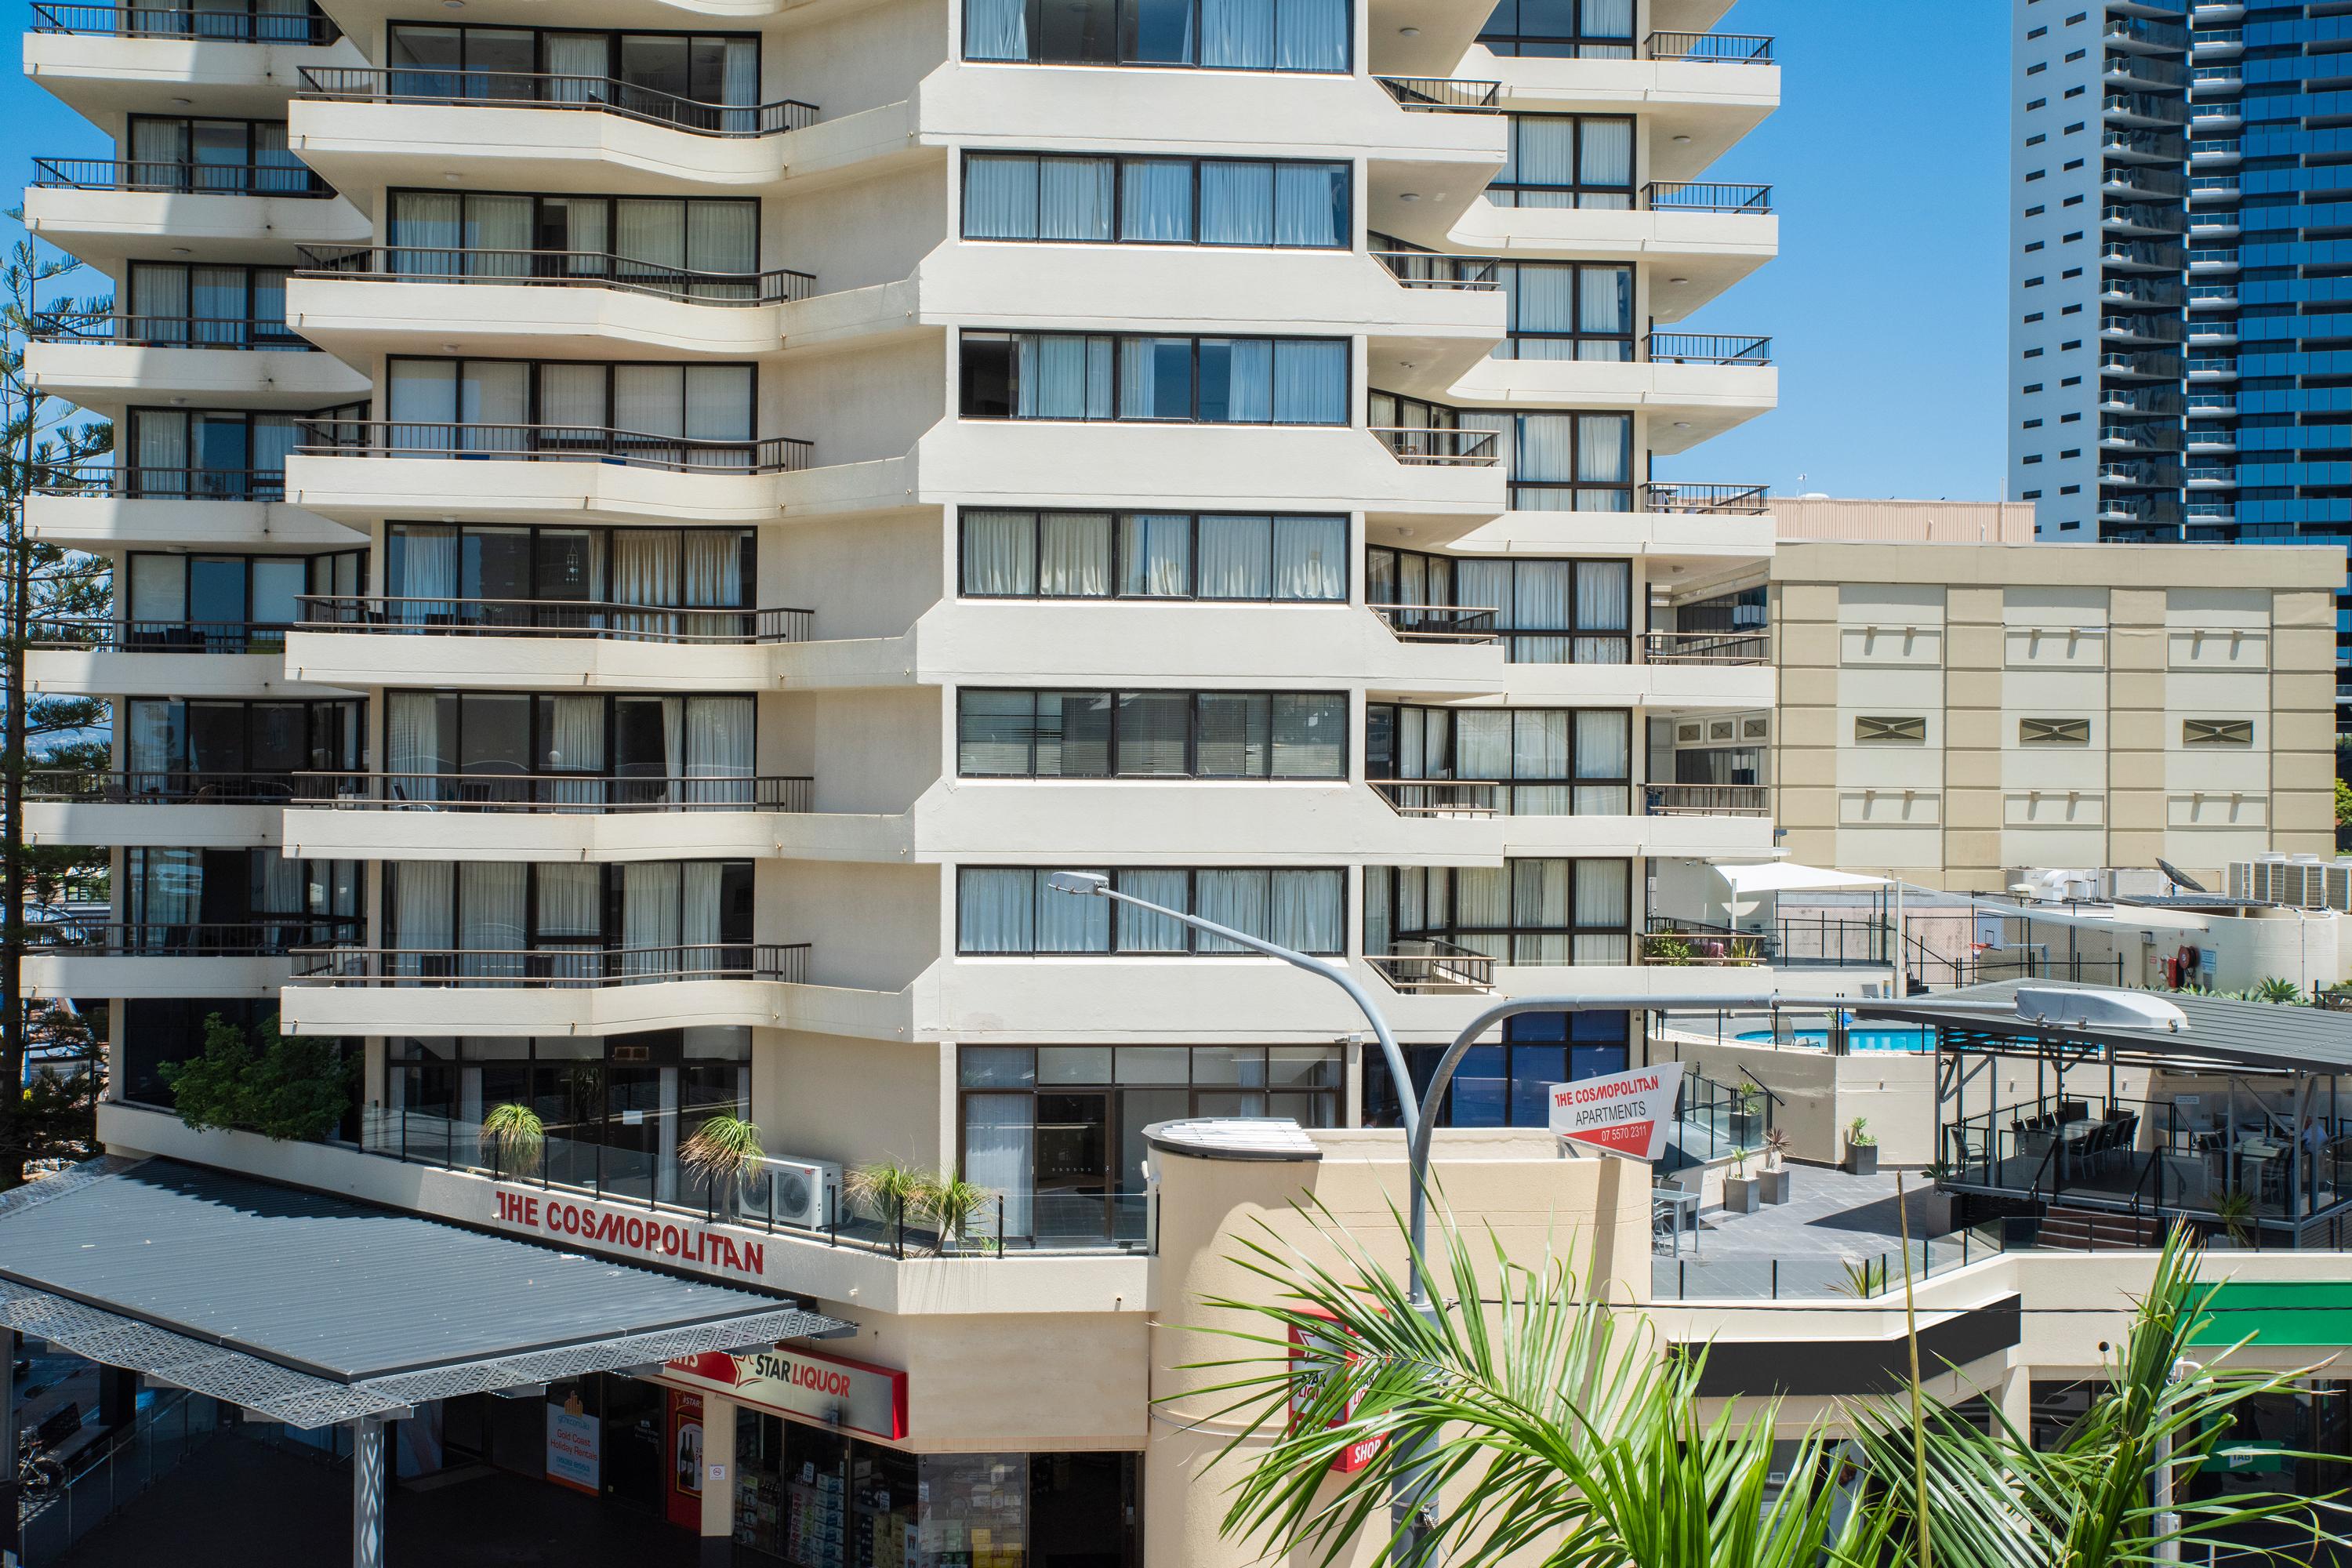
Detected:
left=965, top=0, right=1348, bottom=70
left=1477, top=0, right=1634, bottom=57
left=958, top=688, right=1345, bottom=778
left=1487, top=114, right=1635, bottom=209
left=387, top=860, right=752, bottom=975
left=1367, top=547, right=1632, bottom=663
left=960, top=153, right=1348, bottom=248
left=1369, top=858, right=1629, bottom=966
left=959, top=509, right=1345, bottom=601
left=127, top=406, right=360, bottom=499
left=1446, top=409, right=1632, bottom=512
left=960, top=333, right=1347, bottom=424
left=127, top=262, right=296, bottom=349
left=956, top=868, right=1343, bottom=954
left=1366, top=705, right=1631, bottom=815
left=384, top=358, right=758, bottom=456
left=383, top=689, right=752, bottom=804
left=1490, top=263, right=1632, bottom=361
left=389, top=191, right=759, bottom=291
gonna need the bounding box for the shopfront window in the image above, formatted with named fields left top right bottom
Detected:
left=958, top=1044, right=1341, bottom=1245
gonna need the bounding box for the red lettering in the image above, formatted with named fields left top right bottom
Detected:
left=741, top=1242, right=763, bottom=1276
left=661, top=1224, right=681, bottom=1256
left=623, top=1217, right=643, bottom=1248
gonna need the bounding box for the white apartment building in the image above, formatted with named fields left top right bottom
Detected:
left=17, top=0, right=1788, bottom=1559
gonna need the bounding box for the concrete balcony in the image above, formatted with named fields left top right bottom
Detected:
left=24, top=328, right=368, bottom=413
left=24, top=921, right=332, bottom=1001
left=1475, top=50, right=1777, bottom=184
left=26, top=483, right=360, bottom=550
left=27, top=641, right=348, bottom=700
left=22, top=171, right=368, bottom=269
left=1438, top=198, right=1776, bottom=321
left=24, top=768, right=286, bottom=849
left=22, top=9, right=361, bottom=124
left=1442, top=343, right=1777, bottom=453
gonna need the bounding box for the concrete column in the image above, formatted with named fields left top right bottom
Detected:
left=352, top=1414, right=387, bottom=1568
left=2, top=1327, right=19, bottom=1566
left=700, top=1394, right=738, bottom=1568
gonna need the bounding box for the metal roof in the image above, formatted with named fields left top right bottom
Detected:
left=0, top=1160, right=849, bottom=1428
left=1861, top=980, right=2352, bottom=1074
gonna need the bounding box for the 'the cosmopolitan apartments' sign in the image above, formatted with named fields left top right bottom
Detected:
left=1548, top=1066, right=1677, bottom=1160
left=489, top=1188, right=768, bottom=1283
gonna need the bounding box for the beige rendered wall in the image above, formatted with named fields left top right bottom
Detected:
left=1767, top=543, right=2343, bottom=893
left=1774, top=498, right=2034, bottom=546
left=1144, top=1128, right=1651, bottom=1568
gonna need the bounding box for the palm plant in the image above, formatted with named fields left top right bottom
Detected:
left=1189, top=1196, right=1890, bottom=1568
left=479, top=1102, right=544, bottom=1178
left=679, top=1114, right=766, bottom=1213
left=2252, top=975, right=2305, bottom=1005
left=844, top=1157, right=931, bottom=1232
left=1762, top=1126, right=1791, bottom=1169
left=919, top=1170, right=996, bottom=1255
left=1845, top=1229, right=2335, bottom=1568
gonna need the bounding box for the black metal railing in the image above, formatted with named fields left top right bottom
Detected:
left=1374, top=75, right=1501, bottom=111
left=31, top=3, right=337, bottom=42
left=292, top=942, right=809, bottom=985
left=31, top=158, right=331, bottom=196
left=1642, top=630, right=1769, bottom=664
left=26, top=768, right=303, bottom=804
left=1370, top=250, right=1501, bottom=289
left=1370, top=426, right=1498, bottom=465
left=1367, top=780, right=1501, bottom=817
left=1643, top=180, right=1773, bottom=214
left=32, top=618, right=292, bottom=652
left=1641, top=481, right=1770, bottom=515
left=1367, top=603, right=1500, bottom=643
left=1644, top=783, right=1770, bottom=817
left=290, top=772, right=811, bottom=812
left=296, top=245, right=815, bottom=306
left=1644, top=914, right=1893, bottom=969
left=29, top=919, right=361, bottom=956
left=296, top=595, right=811, bottom=644
left=31, top=464, right=283, bottom=500
left=295, top=66, right=818, bottom=137
left=1645, top=31, right=1773, bottom=63
left=1645, top=332, right=1773, bottom=365
left=30, top=310, right=312, bottom=350
left=1366, top=938, right=1495, bottom=991
left=296, top=419, right=811, bottom=474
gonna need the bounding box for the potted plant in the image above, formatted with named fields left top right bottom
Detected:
left=1643, top=932, right=1693, bottom=966
left=1730, top=1083, right=1765, bottom=1145
left=1722, top=1146, right=1761, bottom=1214
left=845, top=1157, right=931, bottom=1241
left=679, top=1114, right=767, bottom=1218
left=1844, top=1116, right=1878, bottom=1176
left=1758, top=1127, right=1792, bottom=1205
left=2212, top=1188, right=2256, bottom=1250
left=920, top=1169, right=996, bottom=1255
left=1918, top=1160, right=1958, bottom=1235
left=480, top=1102, right=544, bottom=1178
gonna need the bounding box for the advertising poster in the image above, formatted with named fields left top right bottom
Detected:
left=546, top=1392, right=601, bottom=1495
left=667, top=1390, right=706, bottom=1531
left=1548, top=1065, right=1679, bottom=1160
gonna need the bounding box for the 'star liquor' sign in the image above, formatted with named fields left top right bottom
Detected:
left=1548, top=1065, right=1677, bottom=1160
left=661, top=1345, right=909, bottom=1443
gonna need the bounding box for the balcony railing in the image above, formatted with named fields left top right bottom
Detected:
left=294, top=66, right=817, bottom=137
left=1365, top=938, right=1495, bottom=992
left=1642, top=181, right=1773, bottom=214
left=2100, top=350, right=2182, bottom=378
left=1644, top=783, right=1770, bottom=817
left=2101, top=165, right=2186, bottom=199
left=2104, top=14, right=2189, bottom=49
left=296, top=245, right=815, bottom=307
left=30, top=310, right=311, bottom=350
left=2102, top=204, right=2187, bottom=235
left=1641, top=481, right=1769, bottom=515
left=31, top=617, right=289, bottom=652
left=2100, top=314, right=2184, bottom=341
left=1369, top=249, right=1499, bottom=289
left=1642, top=630, right=1768, bottom=665
left=2104, top=52, right=2187, bottom=88
left=1367, top=780, right=1500, bottom=817
left=1643, top=332, right=1772, bottom=365
left=2097, top=387, right=2185, bottom=415
left=296, top=420, right=811, bottom=474
left=1374, top=75, right=1500, bottom=112
left=2102, top=239, right=2186, bottom=270
left=2103, top=93, right=2188, bottom=125
left=292, top=942, right=808, bottom=985
left=1370, top=426, right=1498, bottom=465
left=2103, top=129, right=2185, bottom=163
left=31, top=463, right=282, bottom=500
left=27, top=768, right=302, bottom=804
left=1644, top=31, right=1773, bottom=63
left=296, top=594, right=811, bottom=644
left=31, top=919, right=360, bottom=956
left=290, top=772, right=812, bottom=812
left=31, top=158, right=330, bottom=196
left=2099, top=278, right=2185, bottom=307
left=1367, top=603, right=1499, bottom=643
left=31, top=2, right=337, bottom=41
left=2099, top=423, right=2182, bottom=451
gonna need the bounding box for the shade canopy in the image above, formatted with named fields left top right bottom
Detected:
left=1711, top=862, right=1890, bottom=898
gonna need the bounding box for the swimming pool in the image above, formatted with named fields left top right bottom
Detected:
left=1735, top=1026, right=1933, bottom=1053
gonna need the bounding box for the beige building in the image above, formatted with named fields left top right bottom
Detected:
left=1774, top=495, right=2034, bottom=545
left=1656, top=537, right=2343, bottom=893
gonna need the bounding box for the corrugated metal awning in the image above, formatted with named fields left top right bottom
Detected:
left=0, top=1159, right=850, bottom=1428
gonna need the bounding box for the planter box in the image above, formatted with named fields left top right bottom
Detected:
left=1729, top=1110, right=1763, bottom=1145
left=1918, top=1189, right=1957, bottom=1236
left=1723, top=1176, right=1762, bottom=1214
left=1845, top=1143, right=1879, bottom=1177
left=1758, top=1167, right=1791, bottom=1205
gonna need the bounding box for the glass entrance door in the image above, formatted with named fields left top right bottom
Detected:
left=1033, top=1092, right=1109, bottom=1243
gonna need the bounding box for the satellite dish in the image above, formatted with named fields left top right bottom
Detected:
left=2156, top=858, right=2208, bottom=894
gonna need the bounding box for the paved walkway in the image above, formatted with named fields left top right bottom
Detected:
left=1653, top=1163, right=1983, bottom=1299
left=56, top=1428, right=702, bottom=1568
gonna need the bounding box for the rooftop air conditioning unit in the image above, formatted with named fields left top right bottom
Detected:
left=2325, top=862, right=2352, bottom=914
left=740, top=1156, right=842, bottom=1231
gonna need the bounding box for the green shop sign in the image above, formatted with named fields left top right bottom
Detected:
left=2187, top=1281, right=2352, bottom=1349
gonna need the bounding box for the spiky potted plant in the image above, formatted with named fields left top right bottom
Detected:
left=480, top=1102, right=543, bottom=1179
left=2212, top=1187, right=2256, bottom=1250
left=920, top=1170, right=996, bottom=1255
left=1759, top=1125, right=1792, bottom=1204
left=845, top=1157, right=931, bottom=1247
left=1722, top=1145, right=1761, bottom=1214
left=679, top=1114, right=767, bottom=1219
left=1730, top=1082, right=1765, bottom=1145
left=1844, top=1115, right=1878, bottom=1176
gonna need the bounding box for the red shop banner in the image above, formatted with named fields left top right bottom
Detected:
left=662, top=1344, right=909, bottom=1443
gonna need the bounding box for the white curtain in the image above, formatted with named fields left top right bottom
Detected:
left=464, top=194, right=531, bottom=275
left=1201, top=0, right=1274, bottom=67
left=1039, top=513, right=1110, bottom=595
left=459, top=862, right=527, bottom=977
left=1039, top=156, right=1113, bottom=241
left=1273, top=163, right=1347, bottom=248
left=535, top=863, right=601, bottom=941
left=1578, top=413, right=1630, bottom=484
left=1113, top=869, right=1189, bottom=953
left=721, top=38, right=758, bottom=133
left=390, top=524, right=459, bottom=622
left=390, top=862, right=452, bottom=976
left=965, top=0, right=1029, bottom=60
left=1196, top=514, right=1269, bottom=598
left=1512, top=711, right=1572, bottom=815
left=957, top=869, right=1033, bottom=953
left=1034, top=868, right=1111, bottom=953
left=682, top=531, right=742, bottom=607
left=622, top=862, right=681, bottom=978
left=390, top=191, right=462, bottom=269
left=1198, top=162, right=1270, bottom=245
left=963, top=1094, right=1034, bottom=1239
left=1514, top=561, right=1573, bottom=663
left=1275, top=0, right=1348, bottom=70
left=459, top=361, right=528, bottom=434
left=1580, top=118, right=1634, bottom=197
left=685, top=696, right=753, bottom=805
left=1272, top=517, right=1345, bottom=601
left=538, top=364, right=607, bottom=440
left=544, top=695, right=604, bottom=805
left=129, top=554, right=185, bottom=623
left=130, top=263, right=188, bottom=342
left=133, top=410, right=187, bottom=491
left=612, top=531, right=677, bottom=606
left=387, top=691, right=450, bottom=799
left=545, top=31, right=608, bottom=95
left=1016, top=334, right=1112, bottom=419
left=1194, top=869, right=1269, bottom=954
left=1574, top=560, right=1630, bottom=663
left=962, top=511, right=1036, bottom=594
left=1212, top=338, right=1273, bottom=423
left=1120, top=514, right=1191, bottom=597
left=1272, top=340, right=1345, bottom=423
left=127, top=700, right=179, bottom=781
left=1453, top=867, right=1508, bottom=959
left=1119, top=159, right=1194, bottom=241
left=1510, top=115, right=1576, bottom=194
left=1270, top=869, right=1341, bottom=953
left=686, top=202, right=757, bottom=297
left=615, top=365, right=683, bottom=435
left=687, top=366, right=753, bottom=444
left=1573, top=859, right=1631, bottom=964
left=1573, top=710, right=1631, bottom=815
left=682, top=862, right=723, bottom=965
left=1455, top=560, right=1510, bottom=623
left=1454, top=711, right=1511, bottom=780
left=615, top=199, right=685, bottom=270
left=1514, top=859, right=1572, bottom=964
left=964, top=154, right=1039, bottom=239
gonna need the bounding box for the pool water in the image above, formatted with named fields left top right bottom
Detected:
left=1735, top=1026, right=1932, bottom=1053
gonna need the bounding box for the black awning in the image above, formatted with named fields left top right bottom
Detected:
left=0, top=1158, right=849, bottom=1428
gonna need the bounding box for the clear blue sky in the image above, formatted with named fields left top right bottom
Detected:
left=0, top=0, right=2013, bottom=499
